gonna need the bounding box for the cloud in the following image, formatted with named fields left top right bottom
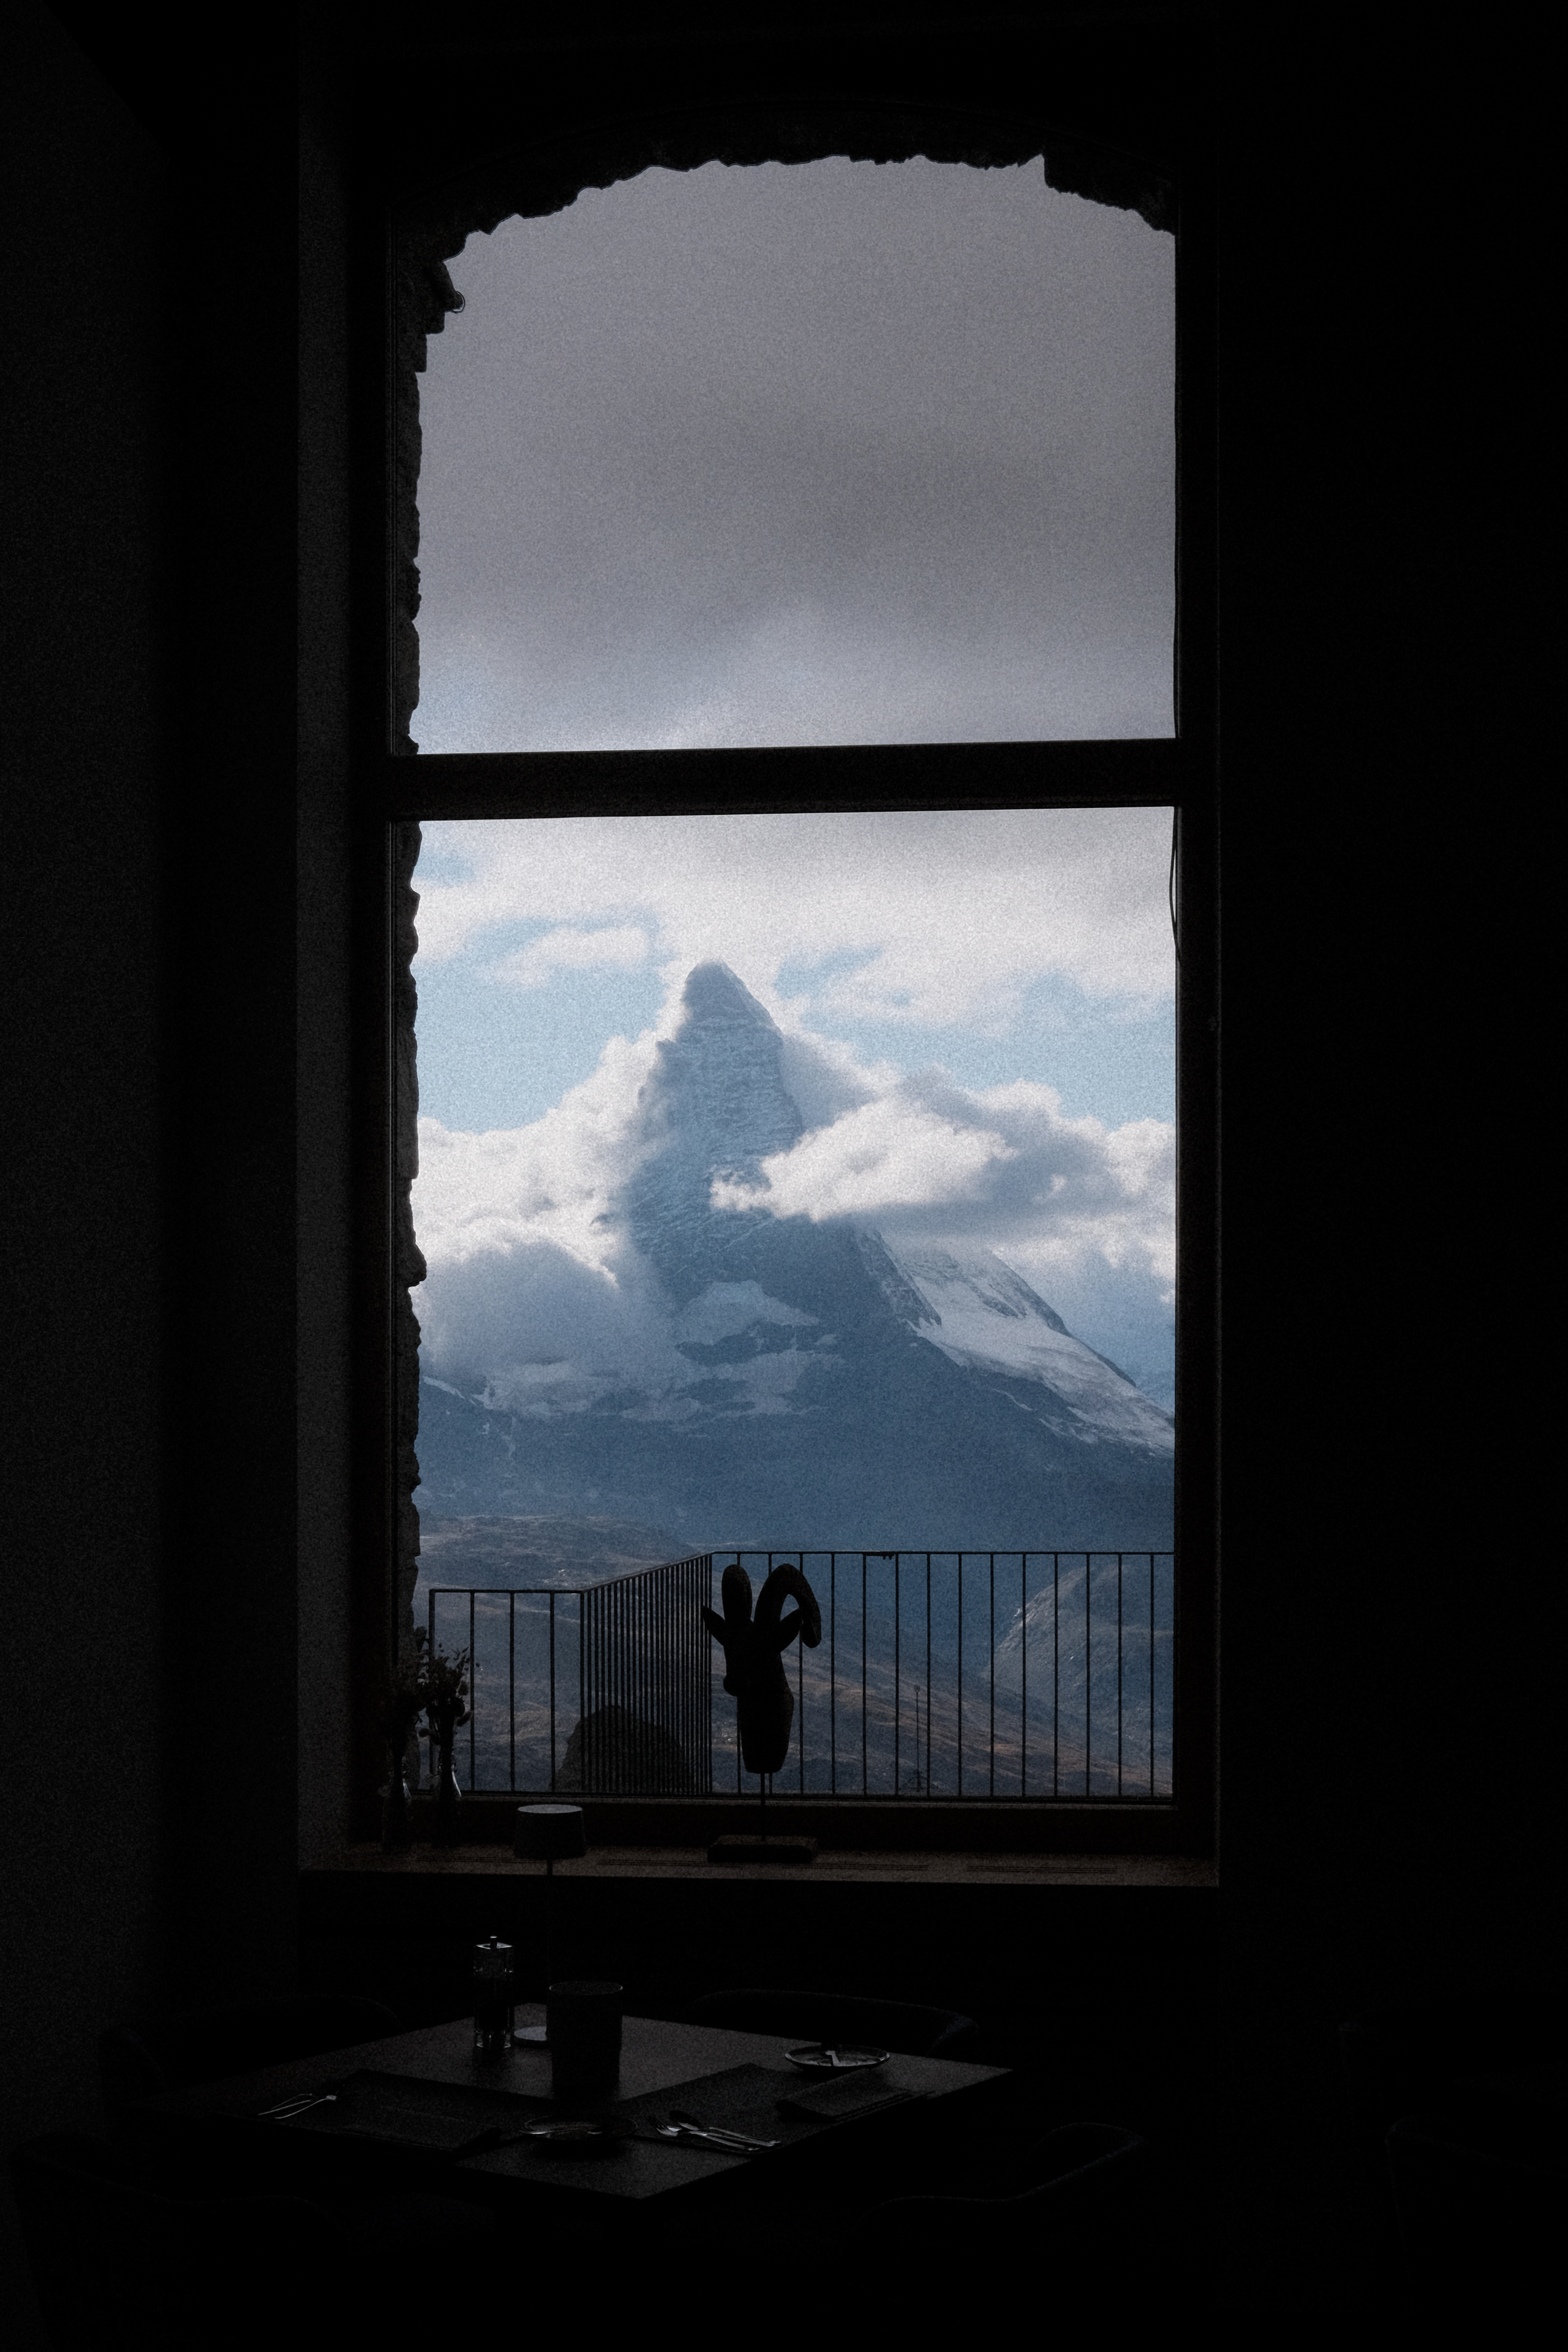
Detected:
left=411, top=159, right=1174, bottom=752
left=412, top=805, right=1175, bottom=1018
left=713, top=1094, right=1014, bottom=1220
left=714, top=1065, right=1174, bottom=1290
left=412, top=1002, right=1174, bottom=1413
left=412, top=1030, right=658, bottom=1273
left=491, top=923, right=652, bottom=989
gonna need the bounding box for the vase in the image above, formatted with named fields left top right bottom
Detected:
left=433, top=1743, right=463, bottom=1847
left=381, top=1758, right=414, bottom=1851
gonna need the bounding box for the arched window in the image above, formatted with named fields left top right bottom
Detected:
left=359, top=36, right=1214, bottom=1859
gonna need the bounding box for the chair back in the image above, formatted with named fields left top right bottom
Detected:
left=1387, top=2094, right=1565, bottom=2317
left=10, top=2133, right=349, bottom=2351
left=1340, top=1996, right=1560, bottom=2272
left=837, top=2122, right=1151, bottom=2310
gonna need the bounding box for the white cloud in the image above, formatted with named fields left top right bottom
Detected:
left=412, top=1030, right=659, bottom=1273
left=491, top=922, right=651, bottom=989
left=412, top=806, right=1175, bottom=1024
left=723, top=1070, right=1173, bottom=1289
left=713, top=1095, right=1014, bottom=1220
left=412, top=1005, right=1174, bottom=1412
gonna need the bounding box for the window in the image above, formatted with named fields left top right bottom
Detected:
left=362, top=37, right=1214, bottom=1854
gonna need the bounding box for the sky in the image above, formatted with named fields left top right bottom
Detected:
left=413, top=156, right=1175, bottom=749
left=411, top=809, right=1177, bottom=1405
left=408, top=157, right=1177, bottom=1405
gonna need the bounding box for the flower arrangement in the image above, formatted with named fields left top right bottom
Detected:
left=378, top=1633, right=472, bottom=1848
left=419, top=1642, right=471, bottom=1848
left=420, top=1643, right=472, bottom=1754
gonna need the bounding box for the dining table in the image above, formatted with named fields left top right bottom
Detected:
left=132, top=2004, right=1012, bottom=2282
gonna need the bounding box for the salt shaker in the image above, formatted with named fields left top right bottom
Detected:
left=473, top=1933, right=515, bottom=2053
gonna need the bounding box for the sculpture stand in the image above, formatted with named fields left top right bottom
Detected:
left=709, top=1774, right=817, bottom=1866
left=511, top=1858, right=558, bottom=2040
left=703, top=1564, right=822, bottom=1865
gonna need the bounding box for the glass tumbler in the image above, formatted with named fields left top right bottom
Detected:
left=473, top=1934, right=516, bottom=2053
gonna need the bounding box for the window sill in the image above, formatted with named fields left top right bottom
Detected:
left=309, top=1843, right=1214, bottom=1888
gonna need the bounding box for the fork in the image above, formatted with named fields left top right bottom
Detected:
left=646, top=2111, right=777, bottom=2153
left=259, top=2090, right=341, bottom=2120
left=667, top=2109, right=779, bottom=2151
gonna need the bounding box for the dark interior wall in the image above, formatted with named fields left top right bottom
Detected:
left=296, top=20, right=358, bottom=1872
left=1, top=1, right=1554, bottom=2333
left=1213, top=18, right=1555, bottom=2309
left=160, top=34, right=301, bottom=2005
left=0, top=0, right=174, bottom=2327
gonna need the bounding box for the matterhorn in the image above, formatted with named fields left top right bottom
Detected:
left=414, top=963, right=1173, bottom=1550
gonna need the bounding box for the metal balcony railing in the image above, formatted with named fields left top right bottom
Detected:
left=420, top=1548, right=1175, bottom=1805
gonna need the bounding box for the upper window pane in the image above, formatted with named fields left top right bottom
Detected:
left=414, top=158, right=1175, bottom=750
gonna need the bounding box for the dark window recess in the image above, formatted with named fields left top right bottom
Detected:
left=363, top=47, right=1216, bottom=1855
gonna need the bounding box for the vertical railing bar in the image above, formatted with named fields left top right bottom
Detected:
left=1084, top=1553, right=1091, bottom=1799
left=621, top=1581, right=628, bottom=1794
left=549, top=1593, right=558, bottom=1792
left=894, top=1553, right=901, bottom=1797
left=1052, top=1555, right=1059, bottom=1799
left=426, top=1586, right=435, bottom=1790
left=624, top=1581, right=631, bottom=1793
left=1117, top=1552, right=1124, bottom=1800
left=508, top=1590, right=516, bottom=1794
left=957, top=1554, right=964, bottom=1798
left=1021, top=1554, right=1028, bottom=1798
left=649, top=1572, right=655, bottom=1792
left=620, top=1590, right=630, bottom=1787
left=798, top=1568, right=805, bottom=1796
left=925, top=1556, right=931, bottom=1798
left=989, top=1554, right=995, bottom=1798
left=861, top=1552, right=867, bottom=1798
left=832, top=1554, right=840, bottom=1788
left=1150, top=1552, right=1157, bottom=1798
left=468, top=1587, right=476, bottom=1792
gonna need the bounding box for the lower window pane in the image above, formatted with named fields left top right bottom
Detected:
left=407, top=807, right=1175, bottom=1800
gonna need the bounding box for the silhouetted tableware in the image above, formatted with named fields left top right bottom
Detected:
left=516, top=2117, right=629, bottom=2156
left=649, top=2110, right=778, bottom=2152
left=785, top=2045, right=889, bottom=2072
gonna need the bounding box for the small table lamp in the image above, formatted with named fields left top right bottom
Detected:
left=513, top=1804, right=587, bottom=2040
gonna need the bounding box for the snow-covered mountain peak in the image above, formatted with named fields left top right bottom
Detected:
left=623, top=964, right=806, bottom=1286
left=678, top=960, right=781, bottom=1034
left=638, top=964, right=803, bottom=1176
left=873, top=1234, right=1175, bottom=1456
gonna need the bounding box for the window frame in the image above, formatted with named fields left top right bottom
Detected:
left=350, top=37, right=1217, bottom=1859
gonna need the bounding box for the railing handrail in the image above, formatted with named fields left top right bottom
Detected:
left=422, top=1545, right=1173, bottom=1600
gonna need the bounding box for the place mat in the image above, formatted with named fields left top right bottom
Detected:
left=275, top=2071, right=552, bottom=2159
left=774, top=2070, right=915, bottom=2123
left=620, top=2062, right=914, bottom=2145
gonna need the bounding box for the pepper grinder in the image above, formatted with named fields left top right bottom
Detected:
left=473, top=1933, right=515, bottom=2054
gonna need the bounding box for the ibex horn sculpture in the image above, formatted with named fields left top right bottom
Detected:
left=703, top=1562, right=823, bottom=1777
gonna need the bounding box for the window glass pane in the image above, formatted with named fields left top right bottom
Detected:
left=409, top=811, right=1175, bottom=1797
left=414, top=159, right=1174, bottom=750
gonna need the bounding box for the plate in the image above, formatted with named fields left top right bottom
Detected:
left=517, top=2118, right=629, bottom=2156
left=784, top=2045, right=890, bottom=2072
